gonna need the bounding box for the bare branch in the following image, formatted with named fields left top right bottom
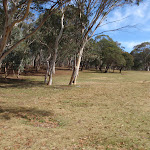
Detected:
left=92, top=25, right=136, bottom=38
left=39, top=40, right=50, bottom=49
left=99, top=16, right=129, bottom=28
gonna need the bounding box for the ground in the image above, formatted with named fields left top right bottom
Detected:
left=0, top=70, right=150, bottom=150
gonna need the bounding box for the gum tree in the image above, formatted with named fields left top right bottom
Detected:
left=0, top=0, right=70, bottom=63
left=69, top=0, right=142, bottom=85
left=131, top=42, right=150, bottom=71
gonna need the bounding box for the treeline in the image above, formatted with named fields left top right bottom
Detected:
left=0, top=0, right=149, bottom=85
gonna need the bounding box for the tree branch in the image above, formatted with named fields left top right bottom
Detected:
left=11, top=0, right=32, bottom=26
left=3, top=0, right=8, bottom=18
left=0, top=0, right=70, bottom=61
left=92, top=25, right=135, bottom=38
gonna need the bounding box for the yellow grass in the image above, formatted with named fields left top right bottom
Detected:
left=0, top=70, right=150, bottom=149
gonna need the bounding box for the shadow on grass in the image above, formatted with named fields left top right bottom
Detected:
left=82, top=70, right=123, bottom=74
left=0, top=77, right=79, bottom=90
left=0, top=77, right=44, bottom=89
left=0, top=106, right=54, bottom=121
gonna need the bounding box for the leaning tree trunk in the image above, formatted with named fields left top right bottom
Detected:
left=44, top=55, right=51, bottom=84
left=47, top=5, right=64, bottom=86
left=47, top=66, right=53, bottom=86
left=69, top=41, right=86, bottom=85
left=47, top=57, right=55, bottom=86
left=120, top=67, right=123, bottom=73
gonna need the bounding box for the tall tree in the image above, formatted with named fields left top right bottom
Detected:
left=47, top=3, right=65, bottom=85
left=69, top=0, right=142, bottom=85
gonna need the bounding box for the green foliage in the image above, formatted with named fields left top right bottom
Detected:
left=81, top=36, right=134, bottom=71
left=122, top=52, right=134, bottom=69
left=0, top=0, right=143, bottom=72
left=131, top=42, right=150, bottom=70
left=99, top=38, right=125, bottom=66
left=2, top=25, right=31, bottom=71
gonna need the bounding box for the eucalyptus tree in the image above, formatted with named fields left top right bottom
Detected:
left=81, top=39, right=98, bottom=70
left=2, top=23, right=31, bottom=78
left=94, top=37, right=125, bottom=72
left=46, top=3, right=65, bottom=85
left=131, top=42, right=150, bottom=71
left=38, top=4, right=82, bottom=85
left=69, top=0, right=142, bottom=85
left=33, top=4, right=65, bottom=85
left=122, top=52, right=134, bottom=70
left=0, top=0, right=70, bottom=63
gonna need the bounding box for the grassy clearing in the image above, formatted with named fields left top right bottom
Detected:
left=0, top=70, right=150, bottom=149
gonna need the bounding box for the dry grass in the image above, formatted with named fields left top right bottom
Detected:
left=0, top=70, right=150, bottom=150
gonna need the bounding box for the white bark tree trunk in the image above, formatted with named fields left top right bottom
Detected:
left=45, top=60, right=50, bottom=83
left=69, top=41, right=87, bottom=85
left=47, top=5, right=64, bottom=86
left=17, top=59, right=23, bottom=78
left=147, top=66, right=149, bottom=71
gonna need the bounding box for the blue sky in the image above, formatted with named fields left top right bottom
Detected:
left=96, top=0, right=150, bottom=53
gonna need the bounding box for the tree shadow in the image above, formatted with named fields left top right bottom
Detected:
left=0, top=105, right=54, bottom=121
left=50, top=85, right=79, bottom=90
left=82, top=70, right=122, bottom=74
left=0, top=77, right=44, bottom=89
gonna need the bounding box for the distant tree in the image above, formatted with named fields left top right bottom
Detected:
left=98, top=38, right=125, bottom=73
left=80, top=36, right=133, bottom=73
left=131, top=42, right=150, bottom=71
left=122, top=52, right=134, bottom=70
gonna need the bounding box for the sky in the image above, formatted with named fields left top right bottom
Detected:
left=96, top=0, right=150, bottom=53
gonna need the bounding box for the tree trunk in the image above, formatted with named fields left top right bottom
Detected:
left=80, top=61, right=84, bottom=71
left=35, top=54, right=40, bottom=72
left=104, top=66, right=109, bottom=73
left=4, top=63, right=8, bottom=79
left=69, top=42, right=86, bottom=85
left=44, top=60, right=50, bottom=84
left=99, top=62, right=103, bottom=72
left=113, top=67, right=115, bottom=73
left=47, top=5, right=64, bottom=86
left=120, top=67, right=123, bottom=73
left=47, top=67, right=53, bottom=86
left=0, top=27, right=11, bottom=56
left=17, top=59, right=24, bottom=78
left=47, top=59, right=55, bottom=86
